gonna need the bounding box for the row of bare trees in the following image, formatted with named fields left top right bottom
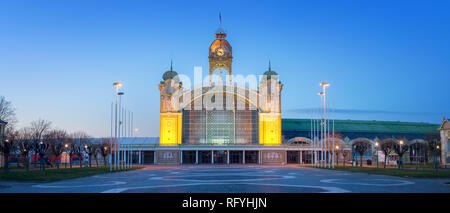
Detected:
left=349, top=133, right=441, bottom=169
left=2, top=125, right=113, bottom=172
left=1, top=96, right=114, bottom=172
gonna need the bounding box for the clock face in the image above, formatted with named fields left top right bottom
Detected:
left=216, top=47, right=225, bottom=56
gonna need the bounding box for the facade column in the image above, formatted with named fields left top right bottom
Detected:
left=259, top=150, right=262, bottom=164
left=138, top=151, right=141, bottom=164
left=211, top=150, right=214, bottom=164
left=227, top=150, right=230, bottom=164
left=195, top=150, right=198, bottom=164
left=300, top=151, right=303, bottom=164
left=180, top=151, right=183, bottom=165
left=243, top=150, right=245, bottom=164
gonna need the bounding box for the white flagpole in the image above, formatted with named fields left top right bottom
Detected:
left=110, top=102, right=113, bottom=172
left=333, top=110, right=336, bottom=169
left=328, top=112, right=331, bottom=168
left=310, top=116, right=312, bottom=166
left=321, top=95, right=324, bottom=168
left=314, top=114, right=317, bottom=167
left=124, top=108, right=127, bottom=169
left=122, top=107, right=125, bottom=169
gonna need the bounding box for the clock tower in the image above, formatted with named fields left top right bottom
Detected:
left=209, top=17, right=232, bottom=84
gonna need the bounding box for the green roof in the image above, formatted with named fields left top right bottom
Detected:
left=282, top=118, right=439, bottom=134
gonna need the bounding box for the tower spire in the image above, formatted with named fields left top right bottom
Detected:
left=269, top=60, right=271, bottom=71
left=219, top=12, right=222, bottom=25
left=170, top=59, right=173, bottom=71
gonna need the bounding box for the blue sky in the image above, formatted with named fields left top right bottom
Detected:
left=1, top=0, right=449, bottom=137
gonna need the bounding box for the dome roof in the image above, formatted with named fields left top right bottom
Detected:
left=263, top=61, right=278, bottom=80
left=162, top=70, right=178, bottom=81
left=162, top=61, right=179, bottom=81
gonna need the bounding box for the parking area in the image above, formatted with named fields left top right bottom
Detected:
left=0, top=165, right=449, bottom=193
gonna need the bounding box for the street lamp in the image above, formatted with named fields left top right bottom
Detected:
left=399, top=140, right=404, bottom=169
left=335, top=145, right=339, bottom=166
left=436, top=145, right=440, bottom=171
left=113, top=82, right=123, bottom=171
left=64, top=144, right=69, bottom=168
left=375, top=142, right=379, bottom=168
left=319, top=82, right=330, bottom=168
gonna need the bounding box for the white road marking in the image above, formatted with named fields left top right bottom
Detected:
left=148, top=173, right=295, bottom=182
left=33, top=181, right=127, bottom=188
left=101, top=182, right=349, bottom=193
left=320, top=179, right=415, bottom=186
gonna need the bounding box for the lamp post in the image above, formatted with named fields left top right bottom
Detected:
left=64, top=144, right=69, bottom=168
left=435, top=144, right=440, bottom=172
left=113, top=82, right=122, bottom=171
left=399, top=140, right=404, bottom=169
left=374, top=142, right=379, bottom=168
left=335, top=145, right=339, bottom=166
left=319, top=82, right=329, bottom=168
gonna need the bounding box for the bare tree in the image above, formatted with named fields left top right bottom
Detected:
left=84, top=143, right=95, bottom=167
left=100, top=138, right=112, bottom=166
left=68, top=139, right=79, bottom=169
left=1, top=130, right=17, bottom=172
left=71, top=132, right=89, bottom=168
left=30, top=119, right=51, bottom=166
left=352, top=138, right=372, bottom=167
left=381, top=138, right=398, bottom=168
left=0, top=96, right=17, bottom=131
left=45, top=130, right=68, bottom=169
left=35, top=141, right=50, bottom=171
left=16, top=128, right=33, bottom=171
left=341, top=150, right=349, bottom=167
left=425, top=132, right=440, bottom=171
left=394, top=138, right=409, bottom=169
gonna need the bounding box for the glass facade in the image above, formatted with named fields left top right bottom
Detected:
left=182, top=89, right=259, bottom=145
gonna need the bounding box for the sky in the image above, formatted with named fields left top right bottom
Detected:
left=1, top=0, right=449, bottom=137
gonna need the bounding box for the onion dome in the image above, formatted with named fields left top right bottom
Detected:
left=263, top=61, right=278, bottom=80
left=162, top=61, right=179, bottom=81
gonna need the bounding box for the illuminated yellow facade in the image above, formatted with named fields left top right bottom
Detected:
left=160, top=113, right=182, bottom=145
left=259, top=113, right=282, bottom=145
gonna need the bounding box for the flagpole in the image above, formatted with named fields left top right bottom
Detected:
left=110, top=102, right=113, bottom=172
left=333, top=110, right=339, bottom=169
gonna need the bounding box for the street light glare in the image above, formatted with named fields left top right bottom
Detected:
left=320, top=82, right=330, bottom=87
left=113, top=82, right=123, bottom=87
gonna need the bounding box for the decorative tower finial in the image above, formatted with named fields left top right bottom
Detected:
left=170, top=59, right=173, bottom=71
left=269, top=60, right=271, bottom=71
left=219, top=12, right=222, bottom=25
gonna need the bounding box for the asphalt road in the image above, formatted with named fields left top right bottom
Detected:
left=0, top=165, right=449, bottom=193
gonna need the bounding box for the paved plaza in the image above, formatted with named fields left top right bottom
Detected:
left=0, top=165, right=449, bottom=193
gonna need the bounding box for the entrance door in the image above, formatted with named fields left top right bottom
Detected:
left=213, top=150, right=227, bottom=164
left=198, top=151, right=212, bottom=164
left=229, top=151, right=243, bottom=164
left=245, top=151, right=259, bottom=164
left=287, top=151, right=299, bottom=164
left=182, top=151, right=196, bottom=164
left=143, top=151, right=154, bottom=164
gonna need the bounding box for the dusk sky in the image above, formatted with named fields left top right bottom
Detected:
left=1, top=0, right=449, bottom=137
